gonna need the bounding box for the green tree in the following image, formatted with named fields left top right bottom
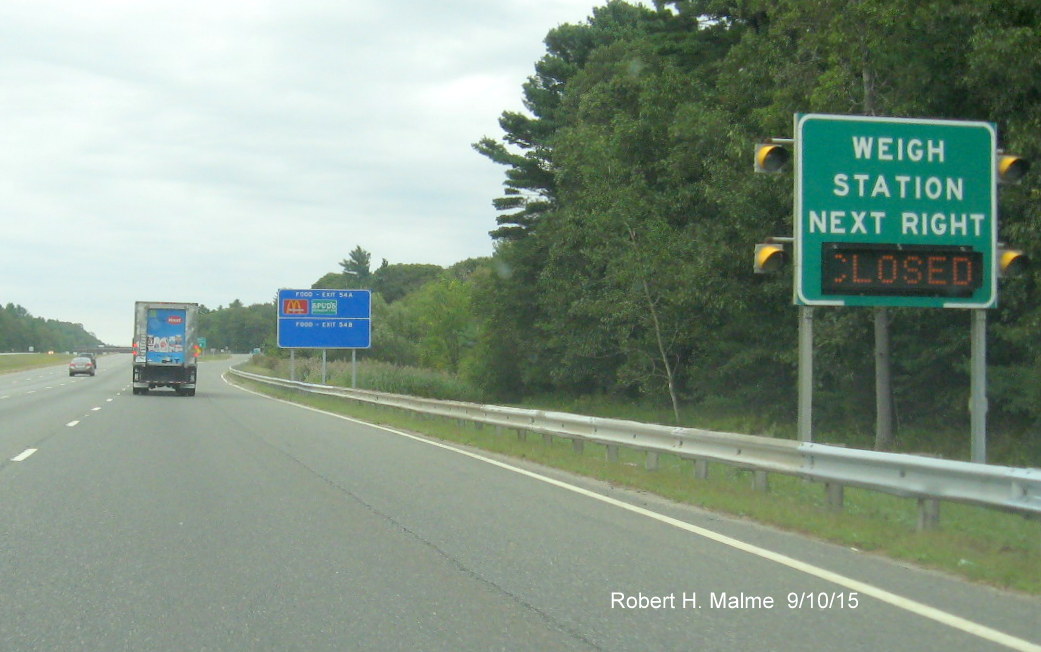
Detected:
left=470, top=0, right=1041, bottom=444
left=470, top=2, right=666, bottom=398
left=198, top=301, right=275, bottom=352
left=407, top=276, right=476, bottom=373
left=0, top=303, right=102, bottom=352
left=339, top=246, right=372, bottom=282
left=963, top=0, right=1041, bottom=434
left=371, top=261, right=442, bottom=303
left=313, top=272, right=351, bottom=289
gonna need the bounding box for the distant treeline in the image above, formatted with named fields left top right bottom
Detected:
left=195, top=249, right=463, bottom=357
left=0, top=303, right=102, bottom=352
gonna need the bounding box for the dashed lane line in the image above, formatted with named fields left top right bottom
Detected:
left=10, top=448, right=37, bottom=462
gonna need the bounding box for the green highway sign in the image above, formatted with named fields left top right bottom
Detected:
left=795, top=114, right=997, bottom=308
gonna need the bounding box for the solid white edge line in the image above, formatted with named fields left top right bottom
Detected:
left=223, top=372, right=1041, bottom=652
left=10, top=448, right=37, bottom=462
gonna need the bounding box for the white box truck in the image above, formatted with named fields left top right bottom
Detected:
left=132, top=301, right=200, bottom=396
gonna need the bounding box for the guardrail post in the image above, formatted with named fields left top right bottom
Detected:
left=543, top=433, right=553, bottom=445
left=571, top=439, right=584, bottom=454
left=515, top=428, right=527, bottom=441
left=606, top=445, right=619, bottom=463
left=694, top=459, right=709, bottom=480
left=917, top=498, right=940, bottom=531
left=753, top=470, right=769, bottom=492
left=645, top=451, right=660, bottom=471
left=825, top=483, right=844, bottom=510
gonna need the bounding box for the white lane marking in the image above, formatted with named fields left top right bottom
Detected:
left=226, top=373, right=1041, bottom=652
left=66, top=420, right=80, bottom=427
left=91, top=407, right=101, bottom=411
left=10, top=448, right=37, bottom=462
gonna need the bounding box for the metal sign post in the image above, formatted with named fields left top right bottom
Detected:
left=970, top=310, right=988, bottom=463
left=798, top=306, right=813, bottom=442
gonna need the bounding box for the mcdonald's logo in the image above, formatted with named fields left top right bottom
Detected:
left=282, top=299, right=309, bottom=315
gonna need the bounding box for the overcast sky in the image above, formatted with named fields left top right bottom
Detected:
left=0, top=0, right=642, bottom=345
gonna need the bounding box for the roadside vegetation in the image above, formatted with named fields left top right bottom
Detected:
left=0, top=352, right=75, bottom=374
left=0, top=303, right=101, bottom=353
left=212, top=0, right=1041, bottom=592
left=202, top=2, right=1041, bottom=471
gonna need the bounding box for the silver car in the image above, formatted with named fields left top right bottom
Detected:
left=69, top=356, right=96, bottom=377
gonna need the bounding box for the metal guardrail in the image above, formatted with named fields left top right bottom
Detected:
left=228, top=368, right=1041, bottom=525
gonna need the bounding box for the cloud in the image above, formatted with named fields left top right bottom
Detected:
left=0, top=0, right=630, bottom=344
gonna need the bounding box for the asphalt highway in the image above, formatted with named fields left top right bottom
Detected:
left=0, top=355, right=1038, bottom=651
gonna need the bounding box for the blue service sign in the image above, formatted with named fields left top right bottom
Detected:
left=277, top=289, right=371, bottom=349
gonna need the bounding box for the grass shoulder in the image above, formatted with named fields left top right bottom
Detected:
left=0, top=353, right=74, bottom=374
left=229, top=360, right=1040, bottom=595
